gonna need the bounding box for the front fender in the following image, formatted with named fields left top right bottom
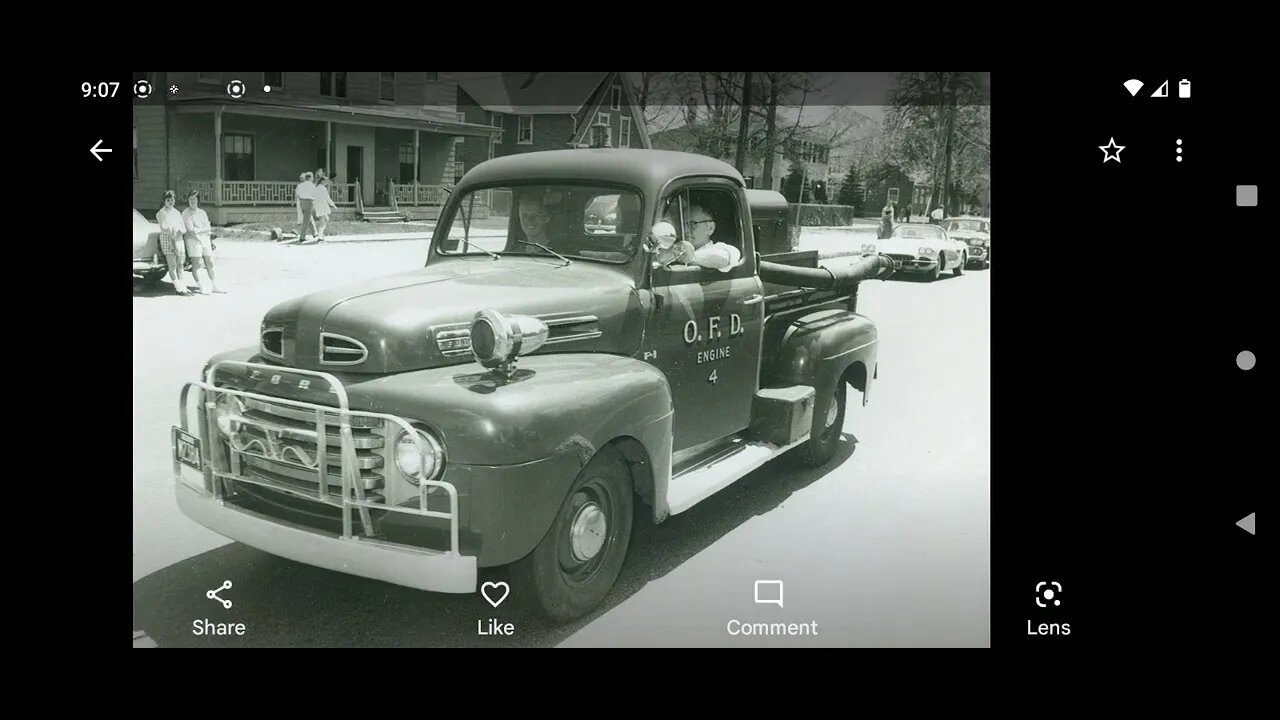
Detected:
left=346, top=354, right=673, bottom=467
left=768, top=309, right=878, bottom=424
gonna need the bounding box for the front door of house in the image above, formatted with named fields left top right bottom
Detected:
left=346, top=146, right=365, bottom=203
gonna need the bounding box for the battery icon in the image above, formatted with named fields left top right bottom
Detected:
left=1179, top=79, right=1190, bottom=98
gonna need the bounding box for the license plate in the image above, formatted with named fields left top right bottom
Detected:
left=173, top=427, right=202, bottom=470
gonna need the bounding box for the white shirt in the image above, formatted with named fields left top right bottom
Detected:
left=930, top=208, right=944, bottom=220
left=691, top=241, right=742, bottom=272
left=156, top=206, right=185, bottom=237
left=296, top=181, right=315, bottom=202
left=182, top=207, right=211, bottom=240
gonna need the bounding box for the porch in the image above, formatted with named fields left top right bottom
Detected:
left=165, top=99, right=498, bottom=224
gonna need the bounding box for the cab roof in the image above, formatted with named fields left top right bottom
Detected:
left=457, top=149, right=745, bottom=191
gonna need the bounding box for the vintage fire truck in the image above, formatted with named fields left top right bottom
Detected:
left=173, top=149, right=897, bottom=622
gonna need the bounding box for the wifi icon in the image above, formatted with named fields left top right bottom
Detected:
left=1124, top=79, right=1144, bottom=97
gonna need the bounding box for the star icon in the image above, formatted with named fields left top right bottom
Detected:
left=1099, top=137, right=1125, bottom=163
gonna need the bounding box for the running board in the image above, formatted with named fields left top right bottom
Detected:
left=665, top=434, right=810, bottom=516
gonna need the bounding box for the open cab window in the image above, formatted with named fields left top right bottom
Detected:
left=436, top=184, right=643, bottom=264
left=651, top=187, right=748, bottom=283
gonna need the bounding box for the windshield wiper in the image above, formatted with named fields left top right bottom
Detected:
left=517, top=240, right=571, bottom=266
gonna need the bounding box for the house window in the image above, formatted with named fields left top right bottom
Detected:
left=222, top=133, right=255, bottom=182
left=426, top=72, right=439, bottom=81
left=454, top=161, right=465, bottom=183
left=596, top=111, right=609, bottom=127
left=611, top=86, right=621, bottom=110
left=457, top=112, right=466, bottom=123
left=888, top=187, right=900, bottom=205
left=263, top=72, right=284, bottom=90
left=399, top=143, right=415, bottom=184
left=198, top=72, right=219, bottom=84
left=594, top=112, right=611, bottom=146
left=518, top=115, right=533, bottom=144
left=380, top=72, right=395, bottom=101
left=321, top=72, right=347, bottom=98
left=619, top=116, right=631, bottom=148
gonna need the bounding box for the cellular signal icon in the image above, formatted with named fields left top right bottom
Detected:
left=1151, top=80, right=1170, bottom=98
left=1124, top=79, right=1144, bottom=97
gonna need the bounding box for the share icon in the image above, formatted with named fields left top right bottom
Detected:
left=206, top=580, right=233, bottom=609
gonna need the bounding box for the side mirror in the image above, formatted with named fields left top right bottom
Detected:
left=648, top=221, right=678, bottom=250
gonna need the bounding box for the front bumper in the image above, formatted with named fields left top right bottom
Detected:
left=893, top=257, right=940, bottom=273
left=175, top=360, right=479, bottom=594
left=177, top=482, right=477, bottom=592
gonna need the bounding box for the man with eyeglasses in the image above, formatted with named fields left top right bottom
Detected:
left=657, top=204, right=742, bottom=272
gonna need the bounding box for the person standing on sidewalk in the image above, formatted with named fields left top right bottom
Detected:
left=311, top=176, right=338, bottom=243
left=294, top=172, right=316, bottom=242
left=878, top=202, right=895, bottom=239
left=156, top=190, right=191, bottom=295
left=182, top=190, right=225, bottom=294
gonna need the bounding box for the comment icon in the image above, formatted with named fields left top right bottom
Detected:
left=754, top=580, right=784, bottom=608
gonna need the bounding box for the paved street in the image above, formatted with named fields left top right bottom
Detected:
left=133, top=233, right=988, bottom=647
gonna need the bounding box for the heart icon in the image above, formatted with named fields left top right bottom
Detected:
left=481, top=581, right=510, bottom=608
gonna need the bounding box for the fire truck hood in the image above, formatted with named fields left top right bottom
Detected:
left=261, top=257, right=642, bottom=373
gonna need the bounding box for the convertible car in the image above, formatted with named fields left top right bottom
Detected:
left=861, top=222, right=967, bottom=281
left=943, top=217, right=991, bottom=269
left=133, top=208, right=168, bottom=285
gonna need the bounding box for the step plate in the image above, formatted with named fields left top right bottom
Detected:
left=666, top=435, right=809, bottom=516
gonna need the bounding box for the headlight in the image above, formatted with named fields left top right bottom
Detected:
left=862, top=243, right=876, bottom=253
left=394, top=428, right=445, bottom=484
left=920, top=247, right=937, bottom=257
left=215, top=394, right=245, bottom=435
left=471, top=309, right=549, bottom=370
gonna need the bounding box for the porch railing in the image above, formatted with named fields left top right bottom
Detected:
left=390, top=183, right=450, bottom=206
left=187, top=181, right=359, bottom=207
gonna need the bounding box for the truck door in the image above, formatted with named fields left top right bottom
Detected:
left=643, top=181, right=764, bottom=451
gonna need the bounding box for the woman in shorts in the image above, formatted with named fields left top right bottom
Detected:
left=182, top=190, right=225, bottom=294
left=156, top=190, right=191, bottom=295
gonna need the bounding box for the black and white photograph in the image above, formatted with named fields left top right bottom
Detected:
left=131, top=71, right=992, bottom=647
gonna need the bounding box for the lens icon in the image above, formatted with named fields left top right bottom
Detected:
left=226, top=80, right=246, bottom=99
left=134, top=80, right=152, bottom=99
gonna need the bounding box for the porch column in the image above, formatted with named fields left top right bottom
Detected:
left=326, top=121, right=332, bottom=180
left=213, top=107, right=223, bottom=207
left=413, top=130, right=420, bottom=205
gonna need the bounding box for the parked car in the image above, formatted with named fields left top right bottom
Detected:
left=861, top=222, right=967, bottom=281
left=133, top=209, right=167, bottom=285
left=943, top=217, right=991, bottom=270
left=584, top=195, right=618, bottom=234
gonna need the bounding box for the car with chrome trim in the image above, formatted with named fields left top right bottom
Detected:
left=942, top=217, right=991, bottom=269
left=860, top=222, right=966, bottom=281
left=172, top=150, right=898, bottom=623
left=133, top=208, right=168, bottom=286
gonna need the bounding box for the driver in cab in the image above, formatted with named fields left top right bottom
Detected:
left=655, top=205, right=741, bottom=272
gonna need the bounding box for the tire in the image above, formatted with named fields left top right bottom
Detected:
left=510, top=447, right=634, bottom=623
left=795, top=380, right=847, bottom=467
left=954, top=253, right=965, bottom=276
left=928, top=260, right=941, bottom=282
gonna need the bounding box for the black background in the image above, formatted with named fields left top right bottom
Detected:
left=87, top=69, right=1267, bottom=650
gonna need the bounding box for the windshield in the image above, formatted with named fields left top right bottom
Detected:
left=891, top=224, right=945, bottom=241
left=945, top=220, right=988, bottom=233
left=437, top=184, right=643, bottom=264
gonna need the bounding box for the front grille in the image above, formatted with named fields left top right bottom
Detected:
left=320, top=333, right=368, bottom=365
left=228, top=396, right=387, bottom=495
left=887, top=253, right=916, bottom=264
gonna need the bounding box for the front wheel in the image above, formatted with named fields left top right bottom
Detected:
left=928, top=260, right=941, bottom=281
left=795, top=381, right=847, bottom=467
left=954, top=253, right=965, bottom=276
left=510, top=448, right=634, bottom=623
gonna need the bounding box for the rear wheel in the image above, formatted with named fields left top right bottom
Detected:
left=510, top=448, right=634, bottom=623
left=795, top=380, right=846, bottom=467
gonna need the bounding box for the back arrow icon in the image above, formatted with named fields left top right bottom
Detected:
left=90, top=139, right=112, bottom=162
